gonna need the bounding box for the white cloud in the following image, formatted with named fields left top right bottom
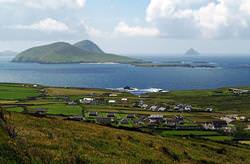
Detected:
left=146, top=0, right=250, bottom=39
left=11, top=18, right=70, bottom=33
left=114, top=22, right=160, bottom=37
left=0, top=0, right=86, bottom=9
left=81, top=21, right=108, bottom=38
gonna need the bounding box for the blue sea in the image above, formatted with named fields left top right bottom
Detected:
left=0, top=55, right=250, bottom=90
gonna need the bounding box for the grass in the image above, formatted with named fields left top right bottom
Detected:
left=148, top=88, right=250, bottom=112
left=203, top=136, right=234, bottom=141
left=0, top=84, right=40, bottom=100
left=5, top=107, right=23, bottom=113
left=2, top=113, right=250, bottom=163
left=239, top=141, right=250, bottom=145
left=160, top=130, right=220, bottom=137
left=46, top=87, right=113, bottom=96
left=29, top=104, right=83, bottom=116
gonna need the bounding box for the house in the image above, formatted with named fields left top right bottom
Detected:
left=175, top=116, right=184, bottom=124
left=107, top=112, right=116, bottom=118
left=220, top=117, right=234, bottom=123
left=67, top=116, right=84, bottom=121
left=148, top=115, right=164, bottom=124
left=127, top=114, right=135, bottom=119
left=138, top=100, right=145, bottom=107
left=68, top=101, right=77, bottom=105
left=109, top=93, right=118, bottom=97
left=149, top=106, right=158, bottom=111
left=184, top=105, right=192, bottom=112
left=141, top=104, right=148, bottom=109
left=121, top=98, right=128, bottom=101
left=229, top=88, right=249, bottom=94
left=165, top=119, right=177, bottom=126
left=96, top=117, right=112, bottom=125
left=202, top=120, right=227, bottom=130
left=175, top=104, right=192, bottom=112
left=33, top=108, right=47, bottom=116
left=158, top=107, right=166, bottom=112
left=108, top=100, right=116, bottom=104
left=80, top=98, right=94, bottom=104
left=89, top=111, right=98, bottom=117
left=120, top=118, right=129, bottom=124
left=205, top=108, right=213, bottom=112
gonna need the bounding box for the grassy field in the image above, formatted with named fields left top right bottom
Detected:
left=0, top=84, right=40, bottom=100
left=160, top=130, right=220, bottom=137
left=148, top=88, right=250, bottom=112
left=29, top=104, right=83, bottom=116
left=0, top=113, right=249, bottom=163
left=0, top=83, right=250, bottom=163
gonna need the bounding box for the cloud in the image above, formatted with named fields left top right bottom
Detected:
left=114, top=22, right=160, bottom=37
left=0, top=0, right=86, bottom=9
left=10, top=18, right=70, bottom=33
left=81, top=21, right=109, bottom=38
left=146, top=0, right=250, bottom=39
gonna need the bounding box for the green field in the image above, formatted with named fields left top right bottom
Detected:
left=160, top=130, right=220, bottom=137
left=0, top=84, right=40, bottom=100
left=29, top=104, right=83, bottom=116
left=148, top=88, right=250, bottom=112
left=0, top=113, right=249, bottom=163
left=0, top=83, right=249, bottom=163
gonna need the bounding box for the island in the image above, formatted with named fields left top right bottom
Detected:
left=185, top=48, right=200, bottom=56
left=12, top=40, right=141, bottom=64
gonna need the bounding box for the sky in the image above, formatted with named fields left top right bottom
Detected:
left=1, top=0, right=250, bottom=55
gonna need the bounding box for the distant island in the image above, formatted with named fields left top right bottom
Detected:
left=133, top=63, right=216, bottom=68
left=12, top=40, right=141, bottom=64
left=185, top=48, right=200, bottom=56
left=0, top=51, right=17, bottom=57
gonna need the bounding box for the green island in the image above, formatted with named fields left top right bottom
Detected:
left=0, top=83, right=250, bottom=163
left=12, top=40, right=141, bottom=64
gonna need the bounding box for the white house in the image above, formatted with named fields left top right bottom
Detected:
left=158, top=107, right=166, bottom=112
left=108, top=100, right=116, bottom=103
left=121, top=98, right=128, bottom=101
left=80, top=98, right=94, bottom=104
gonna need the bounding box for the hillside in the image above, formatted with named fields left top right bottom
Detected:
left=74, top=40, right=104, bottom=54
left=12, top=41, right=139, bottom=64
left=1, top=113, right=250, bottom=163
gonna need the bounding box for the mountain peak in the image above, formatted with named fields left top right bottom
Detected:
left=185, top=48, right=200, bottom=56
left=74, top=40, right=104, bottom=54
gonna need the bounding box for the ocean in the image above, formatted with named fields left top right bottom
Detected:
left=0, top=55, right=250, bottom=90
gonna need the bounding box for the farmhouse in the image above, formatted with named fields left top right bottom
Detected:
left=229, top=88, right=249, bottom=94
left=67, top=116, right=84, bottom=121
left=127, top=114, right=136, bottom=119
left=80, top=98, right=94, bottom=104
left=96, top=117, right=112, bottom=125
left=202, top=120, right=227, bottom=130
left=68, top=101, right=77, bottom=105
left=149, top=106, right=158, bottom=111
left=158, top=107, right=166, bottom=112
left=141, top=104, right=148, bottom=109
left=121, top=98, right=128, bottom=101
left=174, top=104, right=192, bottom=112
left=89, top=111, right=98, bottom=117
left=148, top=115, right=164, bottom=124
left=108, top=100, right=116, bottom=104
left=107, top=112, right=116, bottom=118
left=33, top=108, right=48, bottom=116
left=109, top=93, right=118, bottom=97
left=120, top=118, right=129, bottom=124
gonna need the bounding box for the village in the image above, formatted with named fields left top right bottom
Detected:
left=23, top=86, right=249, bottom=134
